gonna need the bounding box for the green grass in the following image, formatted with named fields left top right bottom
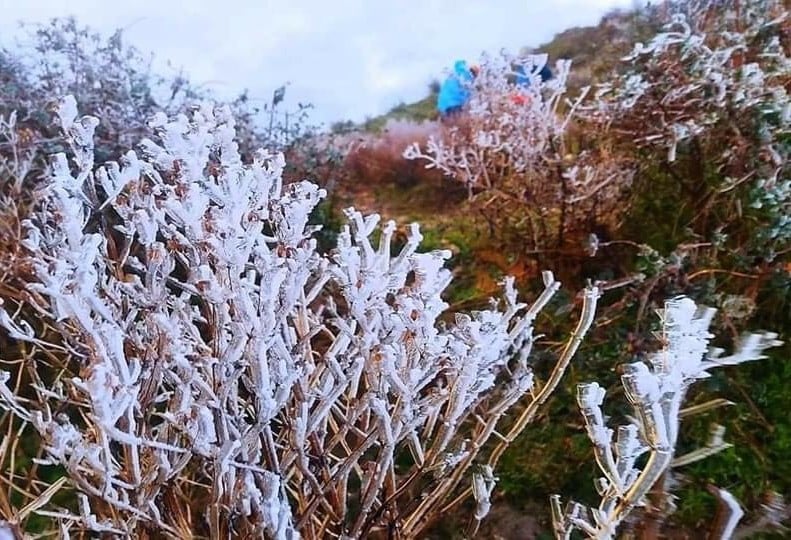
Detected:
left=362, top=96, right=438, bottom=133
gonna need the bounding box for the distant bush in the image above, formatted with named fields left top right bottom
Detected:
left=582, top=0, right=790, bottom=267
left=346, top=119, right=445, bottom=189
left=0, top=17, right=315, bottom=175
left=405, top=52, right=636, bottom=255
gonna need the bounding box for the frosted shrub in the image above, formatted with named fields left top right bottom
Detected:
left=551, top=297, right=782, bottom=539
left=404, top=52, right=577, bottom=193
left=404, top=51, right=636, bottom=253
left=582, top=0, right=790, bottom=256
left=405, top=1, right=789, bottom=259
left=0, top=97, right=602, bottom=538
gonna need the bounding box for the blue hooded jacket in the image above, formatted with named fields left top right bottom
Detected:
left=437, top=60, right=475, bottom=115
left=515, top=62, right=553, bottom=87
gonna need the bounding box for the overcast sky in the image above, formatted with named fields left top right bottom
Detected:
left=0, top=0, right=637, bottom=127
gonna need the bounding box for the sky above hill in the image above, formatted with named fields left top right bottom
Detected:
left=1, top=0, right=639, bottom=127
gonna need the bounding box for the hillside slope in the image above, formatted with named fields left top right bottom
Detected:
left=356, top=5, right=662, bottom=131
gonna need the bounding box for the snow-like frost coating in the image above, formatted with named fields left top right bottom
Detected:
left=552, top=296, right=781, bottom=539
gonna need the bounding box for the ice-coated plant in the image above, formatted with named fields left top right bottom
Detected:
left=582, top=0, right=790, bottom=253
left=0, top=96, right=603, bottom=538
left=405, top=1, right=789, bottom=260
left=403, top=50, right=636, bottom=253
left=403, top=51, right=631, bottom=198
left=550, top=296, right=782, bottom=539
left=403, top=52, right=577, bottom=193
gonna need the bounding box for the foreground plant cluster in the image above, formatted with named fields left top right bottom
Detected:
left=0, top=1, right=788, bottom=539
left=0, top=84, right=590, bottom=538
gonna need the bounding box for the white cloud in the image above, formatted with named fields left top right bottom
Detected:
left=0, top=0, right=636, bottom=126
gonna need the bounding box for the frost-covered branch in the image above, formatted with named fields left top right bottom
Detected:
left=551, top=296, right=782, bottom=539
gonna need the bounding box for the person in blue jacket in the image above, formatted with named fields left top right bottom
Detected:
left=437, top=60, right=478, bottom=118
